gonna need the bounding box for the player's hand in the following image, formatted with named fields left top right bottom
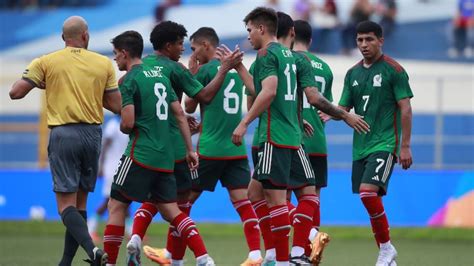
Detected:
left=303, top=119, right=314, bottom=136
left=218, top=44, right=244, bottom=72
left=187, top=115, right=199, bottom=131
left=188, top=52, right=200, bottom=75
left=186, top=151, right=199, bottom=171
left=343, top=113, right=370, bottom=134
left=399, top=146, right=413, bottom=170
left=232, top=122, right=247, bottom=146
left=318, top=110, right=332, bottom=123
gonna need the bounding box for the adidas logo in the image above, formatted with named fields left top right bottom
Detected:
left=134, top=211, right=146, bottom=218
left=188, top=229, right=198, bottom=237
left=352, top=80, right=359, bottom=87
left=293, top=218, right=301, bottom=224
left=372, top=175, right=380, bottom=181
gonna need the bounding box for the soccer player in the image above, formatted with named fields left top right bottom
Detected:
left=293, top=19, right=334, bottom=264
left=10, top=16, right=120, bottom=266
left=186, top=27, right=262, bottom=265
left=123, top=21, right=242, bottom=265
left=103, top=30, right=215, bottom=266
left=87, top=115, right=130, bottom=243
left=226, top=8, right=369, bottom=265
left=338, top=21, right=413, bottom=266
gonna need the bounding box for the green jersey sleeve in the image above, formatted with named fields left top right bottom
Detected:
left=295, top=53, right=317, bottom=90
left=255, top=52, right=278, bottom=80
left=339, top=70, right=353, bottom=108
left=119, top=74, right=137, bottom=107
left=170, top=63, right=204, bottom=98
left=392, top=69, right=413, bottom=101
left=194, top=64, right=212, bottom=86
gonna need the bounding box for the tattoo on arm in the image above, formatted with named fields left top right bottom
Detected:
left=317, top=96, right=345, bottom=119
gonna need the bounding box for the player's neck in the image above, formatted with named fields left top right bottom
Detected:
left=127, top=58, right=142, bottom=71
left=65, top=40, right=86, bottom=49
left=292, top=42, right=308, bottom=52
left=261, top=35, right=278, bottom=48
left=154, top=50, right=172, bottom=59
left=363, top=52, right=383, bottom=67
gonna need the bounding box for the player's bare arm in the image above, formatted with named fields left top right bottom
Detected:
left=194, top=48, right=243, bottom=104
left=171, top=101, right=199, bottom=170
left=9, top=79, right=36, bottom=99
left=305, top=87, right=370, bottom=134
left=232, top=76, right=277, bottom=146
left=120, top=104, right=135, bottom=134
left=185, top=96, right=199, bottom=114
left=398, top=97, right=413, bottom=169
left=217, top=44, right=256, bottom=96
left=103, top=89, right=122, bottom=114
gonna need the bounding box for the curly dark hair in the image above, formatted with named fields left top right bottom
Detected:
left=150, top=21, right=187, bottom=50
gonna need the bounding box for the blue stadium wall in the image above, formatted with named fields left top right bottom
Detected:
left=1, top=168, right=472, bottom=226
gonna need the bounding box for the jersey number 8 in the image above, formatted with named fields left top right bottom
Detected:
left=154, top=83, right=168, bottom=120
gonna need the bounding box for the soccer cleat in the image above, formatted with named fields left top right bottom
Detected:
left=241, top=257, right=263, bottom=266
left=389, top=260, right=397, bottom=266
left=309, top=232, right=330, bottom=265
left=375, top=243, right=397, bottom=266
left=126, top=237, right=141, bottom=266
left=289, top=254, right=312, bottom=265
left=84, top=247, right=108, bottom=266
left=262, top=258, right=276, bottom=266
left=196, top=255, right=215, bottom=266
left=143, top=245, right=171, bottom=265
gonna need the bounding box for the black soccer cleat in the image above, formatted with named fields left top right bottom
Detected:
left=84, top=248, right=108, bottom=266
left=289, top=254, right=312, bottom=265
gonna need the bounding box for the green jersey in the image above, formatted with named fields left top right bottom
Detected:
left=253, top=42, right=301, bottom=149
left=120, top=64, right=178, bottom=171
left=194, top=59, right=247, bottom=159
left=142, top=54, right=203, bottom=161
left=298, top=51, right=334, bottom=155
left=339, top=55, right=413, bottom=160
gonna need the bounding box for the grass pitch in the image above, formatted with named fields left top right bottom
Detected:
left=0, top=221, right=473, bottom=265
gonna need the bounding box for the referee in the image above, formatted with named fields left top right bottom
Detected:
left=10, top=16, right=121, bottom=266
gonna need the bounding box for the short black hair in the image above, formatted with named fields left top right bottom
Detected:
left=243, top=7, right=277, bottom=36
left=294, top=20, right=312, bottom=45
left=190, top=27, right=219, bottom=47
left=150, top=21, right=187, bottom=50
left=276, top=11, right=294, bottom=39
left=356, top=20, right=383, bottom=38
left=111, top=30, right=143, bottom=58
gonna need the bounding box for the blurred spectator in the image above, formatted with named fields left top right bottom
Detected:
left=154, top=0, right=181, bottom=23
left=312, top=0, right=339, bottom=53
left=448, top=0, right=474, bottom=58
left=265, top=0, right=280, bottom=11
left=1, top=0, right=100, bottom=9
left=293, top=0, right=316, bottom=22
left=376, top=0, right=397, bottom=38
left=340, top=0, right=374, bottom=55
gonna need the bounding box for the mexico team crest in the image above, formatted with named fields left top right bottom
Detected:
left=373, top=74, right=382, bottom=87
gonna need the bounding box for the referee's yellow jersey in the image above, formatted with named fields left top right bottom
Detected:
left=22, top=46, right=118, bottom=126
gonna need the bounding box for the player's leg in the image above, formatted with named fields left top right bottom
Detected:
left=306, top=156, right=330, bottom=264
left=222, top=159, right=262, bottom=265
left=257, top=142, right=293, bottom=265
left=104, top=155, right=148, bottom=265
left=51, top=124, right=105, bottom=265
left=165, top=161, right=203, bottom=262
left=152, top=173, right=214, bottom=266
left=288, top=146, right=317, bottom=264
left=355, top=152, right=397, bottom=265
